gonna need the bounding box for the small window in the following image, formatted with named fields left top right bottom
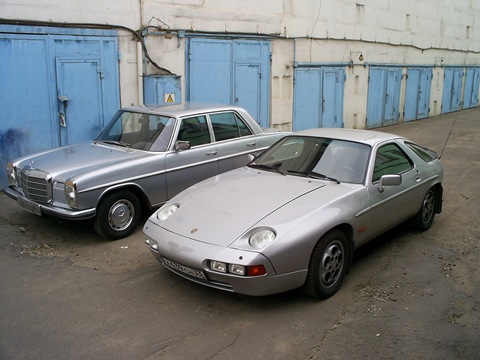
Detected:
left=210, top=112, right=252, bottom=141
left=373, top=143, right=413, bottom=182
left=177, top=116, right=210, bottom=147
left=405, top=142, right=438, bottom=162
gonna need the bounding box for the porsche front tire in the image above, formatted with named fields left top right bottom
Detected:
left=303, top=230, right=349, bottom=299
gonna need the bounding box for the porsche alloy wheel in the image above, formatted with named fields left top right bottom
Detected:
left=303, top=230, right=349, bottom=299
left=412, top=187, right=436, bottom=231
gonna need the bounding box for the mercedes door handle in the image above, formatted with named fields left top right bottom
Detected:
left=246, top=142, right=256, bottom=146
left=206, top=151, right=218, bottom=156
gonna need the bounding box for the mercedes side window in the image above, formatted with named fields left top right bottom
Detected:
left=177, top=116, right=210, bottom=147
left=210, top=112, right=253, bottom=141
left=373, top=143, right=413, bottom=182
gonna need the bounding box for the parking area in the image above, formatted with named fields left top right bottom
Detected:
left=1, top=108, right=479, bottom=360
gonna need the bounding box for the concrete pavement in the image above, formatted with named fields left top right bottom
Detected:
left=0, top=108, right=479, bottom=360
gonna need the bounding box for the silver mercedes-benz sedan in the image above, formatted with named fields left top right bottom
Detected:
left=144, top=128, right=444, bottom=299
left=4, top=103, right=287, bottom=239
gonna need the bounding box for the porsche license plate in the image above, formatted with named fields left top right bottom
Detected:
left=17, top=197, right=42, bottom=216
left=162, top=258, right=207, bottom=280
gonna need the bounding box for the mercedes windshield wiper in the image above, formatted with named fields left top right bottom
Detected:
left=98, top=140, right=131, bottom=148
left=286, top=170, right=340, bottom=184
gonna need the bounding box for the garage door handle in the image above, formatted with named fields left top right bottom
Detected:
left=206, top=151, right=218, bottom=155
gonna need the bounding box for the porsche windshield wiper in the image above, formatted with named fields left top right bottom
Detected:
left=307, top=171, right=340, bottom=184
left=286, top=170, right=340, bottom=184
left=248, top=163, right=286, bottom=175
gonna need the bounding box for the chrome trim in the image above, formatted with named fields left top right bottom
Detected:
left=3, top=186, right=96, bottom=220
left=19, top=167, right=52, bottom=203
left=77, top=148, right=267, bottom=194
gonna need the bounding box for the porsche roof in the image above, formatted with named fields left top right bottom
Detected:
left=292, top=128, right=403, bottom=146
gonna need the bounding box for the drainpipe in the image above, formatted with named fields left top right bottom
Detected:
left=137, top=0, right=145, bottom=105
left=139, top=0, right=144, bottom=26
left=137, top=41, right=144, bottom=106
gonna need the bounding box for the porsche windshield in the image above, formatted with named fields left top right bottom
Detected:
left=251, top=136, right=370, bottom=184
left=95, top=111, right=176, bottom=152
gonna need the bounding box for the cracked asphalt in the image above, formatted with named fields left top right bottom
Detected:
left=1, top=108, right=479, bottom=359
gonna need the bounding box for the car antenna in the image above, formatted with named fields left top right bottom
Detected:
left=439, top=115, right=458, bottom=159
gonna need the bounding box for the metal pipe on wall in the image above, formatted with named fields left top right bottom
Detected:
left=137, top=41, right=144, bottom=106
left=136, top=0, right=145, bottom=106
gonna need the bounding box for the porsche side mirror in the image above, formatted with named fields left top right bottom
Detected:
left=247, top=150, right=266, bottom=163
left=378, top=174, right=401, bottom=193
left=175, top=140, right=191, bottom=151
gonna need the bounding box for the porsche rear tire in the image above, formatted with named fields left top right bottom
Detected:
left=303, top=230, right=349, bottom=299
left=411, top=187, right=436, bottom=231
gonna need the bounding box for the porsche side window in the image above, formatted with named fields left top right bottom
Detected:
left=373, top=143, right=413, bottom=182
left=177, top=116, right=210, bottom=147
left=211, top=112, right=253, bottom=141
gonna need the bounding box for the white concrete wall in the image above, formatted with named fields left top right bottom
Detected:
left=4, top=0, right=480, bottom=55
left=270, top=39, right=295, bottom=130
left=3, top=0, right=480, bottom=128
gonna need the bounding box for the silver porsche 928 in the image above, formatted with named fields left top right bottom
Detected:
left=144, top=128, right=443, bottom=299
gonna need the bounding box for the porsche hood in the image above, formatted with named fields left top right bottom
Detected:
left=156, top=168, right=326, bottom=246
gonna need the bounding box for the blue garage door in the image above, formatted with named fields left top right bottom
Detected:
left=0, top=25, right=120, bottom=186
left=187, top=38, right=270, bottom=128
left=442, top=67, right=464, bottom=113
left=404, top=68, right=432, bottom=121
left=56, top=57, right=105, bottom=146
left=366, top=67, right=402, bottom=128
left=293, top=67, right=345, bottom=131
left=463, top=68, right=480, bottom=109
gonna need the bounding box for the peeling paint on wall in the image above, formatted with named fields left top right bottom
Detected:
left=0, top=129, right=27, bottom=187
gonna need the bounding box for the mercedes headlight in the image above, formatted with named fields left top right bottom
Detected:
left=6, top=162, right=16, bottom=186
left=64, top=180, right=78, bottom=208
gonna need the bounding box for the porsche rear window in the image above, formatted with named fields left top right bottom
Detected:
left=405, top=142, right=439, bottom=162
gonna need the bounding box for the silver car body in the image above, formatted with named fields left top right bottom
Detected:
left=4, top=103, right=287, bottom=239
left=144, top=128, right=444, bottom=297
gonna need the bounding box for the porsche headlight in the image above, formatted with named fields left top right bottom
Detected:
left=6, top=162, right=16, bottom=186
left=64, top=180, right=77, bottom=208
left=156, top=204, right=179, bottom=221
left=249, top=229, right=276, bottom=249
left=145, top=236, right=159, bottom=251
